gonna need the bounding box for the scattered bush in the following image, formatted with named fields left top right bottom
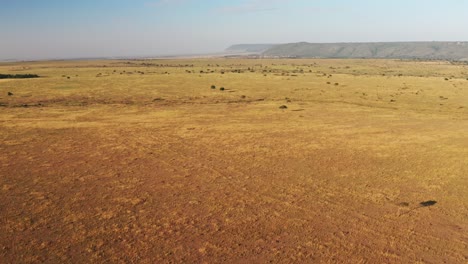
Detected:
left=7, top=92, right=13, bottom=96
left=211, top=85, right=216, bottom=89
left=279, top=105, right=288, bottom=109
left=220, top=87, right=225, bottom=91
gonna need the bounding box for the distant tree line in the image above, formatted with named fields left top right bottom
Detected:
left=0, top=74, right=40, bottom=79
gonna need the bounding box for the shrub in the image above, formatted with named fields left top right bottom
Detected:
left=279, top=105, right=288, bottom=109
left=220, top=87, right=225, bottom=91
left=211, top=85, right=216, bottom=89
left=0, top=74, right=40, bottom=79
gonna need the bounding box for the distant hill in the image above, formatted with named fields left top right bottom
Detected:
left=226, top=44, right=277, bottom=53
left=261, top=42, right=468, bottom=60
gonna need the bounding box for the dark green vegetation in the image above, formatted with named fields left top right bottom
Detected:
left=0, top=73, right=40, bottom=79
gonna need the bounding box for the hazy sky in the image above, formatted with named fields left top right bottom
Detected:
left=1, top=0, right=468, bottom=60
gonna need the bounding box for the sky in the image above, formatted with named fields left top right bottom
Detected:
left=1, top=0, right=468, bottom=60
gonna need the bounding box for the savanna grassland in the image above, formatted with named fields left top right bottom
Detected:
left=0, top=58, right=467, bottom=263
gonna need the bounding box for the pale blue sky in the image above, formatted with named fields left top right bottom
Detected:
left=1, top=0, right=467, bottom=60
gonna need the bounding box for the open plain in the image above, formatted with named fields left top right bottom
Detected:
left=0, top=59, right=467, bottom=263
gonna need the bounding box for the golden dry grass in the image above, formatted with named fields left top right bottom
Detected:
left=0, top=59, right=467, bottom=263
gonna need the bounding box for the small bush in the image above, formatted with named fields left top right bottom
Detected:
left=220, top=87, right=225, bottom=91
left=279, top=105, right=288, bottom=109
left=211, top=85, right=216, bottom=89
left=7, top=92, right=13, bottom=96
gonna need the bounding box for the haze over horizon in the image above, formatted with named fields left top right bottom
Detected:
left=1, top=0, right=468, bottom=60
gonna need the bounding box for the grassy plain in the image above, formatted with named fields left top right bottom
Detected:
left=0, top=58, right=467, bottom=263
